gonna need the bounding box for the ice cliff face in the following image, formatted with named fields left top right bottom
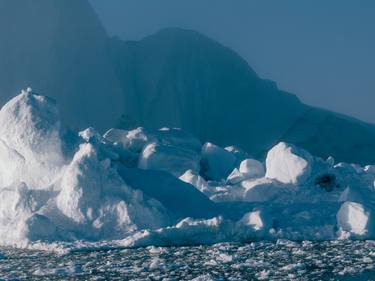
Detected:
left=0, top=0, right=374, bottom=166
left=110, top=28, right=375, bottom=165
left=0, top=90, right=375, bottom=248
left=0, top=0, right=125, bottom=130
left=110, top=28, right=304, bottom=158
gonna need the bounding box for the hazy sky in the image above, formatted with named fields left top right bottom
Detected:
left=90, top=0, right=375, bottom=124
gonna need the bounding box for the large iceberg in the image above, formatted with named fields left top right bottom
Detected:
left=111, top=28, right=375, bottom=165
left=0, top=90, right=171, bottom=246
left=0, top=90, right=375, bottom=249
left=1, top=0, right=375, bottom=165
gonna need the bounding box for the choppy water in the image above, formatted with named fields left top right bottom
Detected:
left=1, top=240, right=375, bottom=280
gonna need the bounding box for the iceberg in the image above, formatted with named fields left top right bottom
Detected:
left=265, top=142, right=313, bottom=185
left=0, top=88, right=66, bottom=188
left=227, top=159, right=265, bottom=184
left=138, top=142, right=200, bottom=177
left=1, top=0, right=375, bottom=166
left=0, top=90, right=375, bottom=249
left=110, top=28, right=375, bottom=165
left=0, top=91, right=170, bottom=246
left=337, top=201, right=370, bottom=238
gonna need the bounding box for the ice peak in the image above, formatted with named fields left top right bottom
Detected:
left=21, top=87, right=33, bottom=95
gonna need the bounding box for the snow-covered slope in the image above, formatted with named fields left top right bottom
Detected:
left=0, top=90, right=375, bottom=248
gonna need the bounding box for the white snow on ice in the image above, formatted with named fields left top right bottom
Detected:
left=0, top=89, right=375, bottom=249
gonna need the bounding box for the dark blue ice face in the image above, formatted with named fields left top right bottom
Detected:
left=1, top=0, right=374, bottom=165
left=90, top=0, right=375, bottom=124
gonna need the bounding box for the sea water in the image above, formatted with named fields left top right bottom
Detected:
left=1, top=240, right=375, bottom=280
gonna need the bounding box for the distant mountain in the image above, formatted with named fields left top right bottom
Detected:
left=0, top=1, right=374, bottom=164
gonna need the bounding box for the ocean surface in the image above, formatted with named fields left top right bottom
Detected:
left=1, top=240, right=375, bottom=280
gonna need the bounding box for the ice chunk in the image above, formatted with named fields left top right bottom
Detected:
left=56, top=143, right=104, bottom=224
left=237, top=209, right=270, bottom=232
left=201, top=142, right=237, bottom=180
left=364, top=165, right=375, bottom=174
left=121, top=217, right=229, bottom=248
left=154, top=128, right=202, bottom=152
left=103, top=128, right=129, bottom=145
left=0, top=183, right=35, bottom=244
left=104, top=127, right=202, bottom=173
left=240, top=159, right=265, bottom=178
left=337, top=202, right=369, bottom=237
left=104, top=127, right=151, bottom=153
left=226, top=168, right=245, bottom=185
left=56, top=143, right=169, bottom=240
left=0, top=90, right=65, bottom=188
left=242, top=178, right=282, bottom=202
left=79, top=127, right=104, bottom=144
left=138, top=142, right=200, bottom=177
left=265, top=142, right=312, bottom=185
left=117, top=166, right=218, bottom=219
left=234, top=208, right=272, bottom=240
left=227, top=159, right=265, bottom=185
left=102, top=129, right=139, bottom=167
left=180, top=170, right=209, bottom=193
left=191, top=275, right=215, bottom=281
